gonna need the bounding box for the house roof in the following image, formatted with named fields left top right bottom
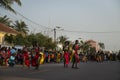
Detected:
left=0, top=23, right=18, bottom=34
left=86, top=39, right=96, bottom=43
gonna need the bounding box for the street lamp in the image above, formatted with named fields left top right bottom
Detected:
left=78, top=37, right=82, bottom=40
left=56, top=26, right=61, bottom=29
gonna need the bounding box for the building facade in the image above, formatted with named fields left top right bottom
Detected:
left=0, top=23, right=18, bottom=45
left=86, top=39, right=100, bottom=52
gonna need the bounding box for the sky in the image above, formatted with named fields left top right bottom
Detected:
left=0, top=0, right=120, bottom=51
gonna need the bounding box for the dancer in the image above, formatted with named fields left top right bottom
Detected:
left=23, top=49, right=30, bottom=69
left=31, top=47, right=41, bottom=69
left=63, top=41, right=70, bottom=68
left=9, top=53, right=15, bottom=67
left=72, top=40, right=80, bottom=69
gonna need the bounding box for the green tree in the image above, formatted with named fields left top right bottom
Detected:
left=29, top=33, right=56, bottom=50
left=89, top=47, right=96, bottom=55
left=14, top=34, right=25, bottom=45
left=35, top=33, right=47, bottom=47
left=26, top=33, right=36, bottom=46
left=13, top=20, right=29, bottom=37
left=0, top=0, right=21, bottom=13
left=98, top=42, right=105, bottom=50
left=58, top=36, right=68, bottom=45
left=45, top=37, right=56, bottom=50
left=4, top=32, right=57, bottom=49
left=0, top=15, right=12, bottom=26
left=4, top=34, right=14, bottom=46
left=80, top=40, right=91, bottom=53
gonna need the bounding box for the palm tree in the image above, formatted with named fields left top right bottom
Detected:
left=80, top=40, right=91, bottom=53
left=13, top=20, right=29, bottom=37
left=4, top=34, right=14, bottom=46
left=58, top=35, right=68, bottom=45
left=0, top=15, right=12, bottom=26
left=98, top=42, right=105, bottom=50
left=0, top=0, right=21, bottom=13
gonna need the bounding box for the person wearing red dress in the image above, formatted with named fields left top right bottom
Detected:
left=23, top=51, right=30, bottom=68
left=7, top=47, right=11, bottom=58
left=63, top=41, right=70, bottom=68
left=31, top=47, right=41, bottom=69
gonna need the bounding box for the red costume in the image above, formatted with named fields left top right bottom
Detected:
left=31, top=53, right=39, bottom=67
left=31, top=47, right=40, bottom=69
left=74, top=44, right=80, bottom=62
left=72, top=40, right=80, bottom=69
left=23, top=51, right=30, bottom=68
left=7, top=49, right=11, bottom=58
left=64, top=52, right=69, bottom=65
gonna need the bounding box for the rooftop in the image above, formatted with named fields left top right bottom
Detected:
left=0, top=23, right=18, bottom=34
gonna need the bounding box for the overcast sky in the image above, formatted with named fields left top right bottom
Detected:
left=1, top=0, right=120, bottom=51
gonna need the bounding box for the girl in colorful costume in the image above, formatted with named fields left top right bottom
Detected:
left=63, top=41, right=70, bottom=68
left=31, top=47, right=41, bottom=69
left=23, top=50, right=30, bottom=68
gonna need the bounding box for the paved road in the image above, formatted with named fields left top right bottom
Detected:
left=0, top=61, right=120, bottom=80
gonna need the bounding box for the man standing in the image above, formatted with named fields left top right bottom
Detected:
left=72, top=40, right=80, bottom=69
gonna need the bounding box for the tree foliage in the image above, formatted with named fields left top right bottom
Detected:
left=0, top=0, right=22, bottom=13
left=80, top=40, right=91, bottom=53
left=0, top=15, right=12, bottom=26
left=13, top=20, right=29, bottom=36
left=58, top=35, right=68, bottom=45
left=98, top=42, right=105, bottom=50
left=14, top=34, right=25, bottom=45
left=4, top=32, right=57, bottom=50
left=4, top=34, right=14, bottom=45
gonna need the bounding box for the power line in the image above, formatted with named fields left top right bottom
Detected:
left=1, top=10, right=120, bottom=34
left=63, top=29, right=120, bottom=33
left=1, top=10, right=53, bottom=33
left=15, top=11, right=52, bottom=30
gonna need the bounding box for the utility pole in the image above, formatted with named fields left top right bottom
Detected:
left=54, top=28, right=56, bottom=42
left=54, top=26, right=62, bottom=42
